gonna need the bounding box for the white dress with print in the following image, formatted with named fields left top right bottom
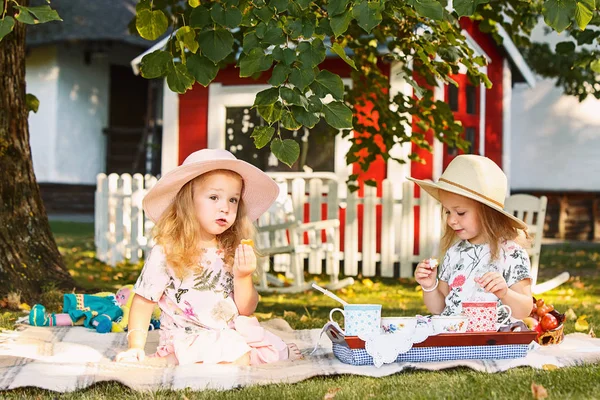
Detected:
left=134, top=246, right=288, bottom=365
left=438, top=239, right=532, bottom=322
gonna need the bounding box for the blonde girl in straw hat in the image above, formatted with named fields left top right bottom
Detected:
left=408, top=155, right=534, bottom=321
left=116, top=149, right=297, bottom=366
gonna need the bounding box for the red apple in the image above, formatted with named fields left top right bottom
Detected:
left=540, top=313, right=559, bottom=331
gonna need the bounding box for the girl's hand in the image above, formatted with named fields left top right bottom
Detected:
left=115, top=348, right=145, bottom=363
left=415, top=258, right=438, bottom=290
left=475, top=272, right=508, bottom=299
left=233, top=243, right=256, bottom=278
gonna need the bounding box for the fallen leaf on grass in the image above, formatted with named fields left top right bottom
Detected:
left=531, top=382, right=548, bottom=399
left=595, top=304, right=600, bottom=311
left=284, top=310, right=298, bottom=319
left=19, top=303, right=30, bottom=311
left=542, top=364, right=558, bottom=371
left=575, top=315, right=589, bottom=332
left=254, top=312, right=273, bottom=320
left=572, top=280, right=585, bottom=289
left=361, top=279, right=374, bottom=288
left=564, top=308, right=577, bottom=321
left=300, top=314, right=309, bottom=322
left=324, top=387, right=341, bottom=399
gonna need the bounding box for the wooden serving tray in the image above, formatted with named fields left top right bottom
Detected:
left=344, top=330, right=537, bottom=349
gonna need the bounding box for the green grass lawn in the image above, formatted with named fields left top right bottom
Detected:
left=1, top=221, right=599, bottom=399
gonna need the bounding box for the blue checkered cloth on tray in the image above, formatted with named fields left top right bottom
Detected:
left=332, top=343, right=530, bottom=366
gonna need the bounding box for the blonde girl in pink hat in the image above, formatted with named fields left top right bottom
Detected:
left=408, top=155, right=534, bottom=322
left=115, top=149, right=299, bottom=366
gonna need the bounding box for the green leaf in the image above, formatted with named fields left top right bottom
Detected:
left=311, top=70, right=345, bottom=100
left=243, top=32, right=260, bottom=54
left=331, top=42, right=357, bottom=70
left=139, top=50, right=173, bottom=79
left=26, top=93, right=39, bottom=113
left=268, top=63, right=292, bottom=85
left=15, top=5, right=62, bottom=23
left=289, top=65, right=316, bottom=91
left=280, top=87, right=309, bottom=109
left=555, top=41, right=576, bottom=53
left=187, top=54, right=218, bottom=86
left=307, top=96, right=323, bottom=112
left=301, top=17, right=315, bottom=38
left=574, top=0, right=594, bottom=30
left=264, top=26, right=286, bottom=45
left=190, top=6, right=212, bottom=28
left=408, top=0, right=444, bottom=20
left=282, top=48, right=297, bottom=65
left=353, top=0, right=383, bottom=33
left=254, top=88, right=280, bottom=106
left=189, top=0, right=201, bottom=7
left=295, top=0, right=313, bottom=9
left=291, top=105, right=320, bottom=128
left=270, top=138, right=300, bottom=167
left=211, top=3, right=243, bottom=28
left=298, top=39, right=326, bottom=67
left=176, top=26, right=199, bottom=54
left=256, top=101, right=284, bottom=123
left=0, top=16, right=15, bottom=41
left=166, top=63, right=195, bottom=94
left=14, top=7, right=36, bottom=24
left=452, top=0, right=490, bottom=17
left=330, top=9, right=353, bottom=37
left=287, top=19, right=303, bottom=39
left=136, top=9, right=169, bottom=40
left=239, top=47, right=273, bottom=77
left=323, top=101, right=353, bottom=129
left=281, top=110, right=302, bottom=130
left=251, top=126, right=275, bottom=149
left=270, top=0, right=289, bottom=12
left=254, top=6, right=274, bottom=22
left=198, top=28, right=234, bottom=63
left=543, top=0, right=577, bottom=33
left=591, top=59, right=600, bottom=73
left=329, top=0, right=350, bottom=16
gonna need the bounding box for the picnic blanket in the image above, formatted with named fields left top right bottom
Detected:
left=1, top=319, right=600, bottom=392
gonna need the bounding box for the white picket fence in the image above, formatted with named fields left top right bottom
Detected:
left=95, top=172, right=442, bottom=278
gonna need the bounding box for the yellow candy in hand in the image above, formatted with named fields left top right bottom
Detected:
left=241, top=239, right=254, bottom=247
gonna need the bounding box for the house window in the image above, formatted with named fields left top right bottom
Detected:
left=224, top=106, right=336, bottom=172
left=466, top=85, right=476, bottom=115
left=448, top=84, right=459, bottom=112
left=465, top=127, right=476, bottom=153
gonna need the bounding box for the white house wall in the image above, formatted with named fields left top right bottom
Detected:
left=53, top=44, right=109, bottom=184
left=27, top=42, right=143, bottom=185
left=511, top=79, right=600, bottom=191
left=26, top=46, right=59, bottom=184
left=511, top=22, right=600, bottom=192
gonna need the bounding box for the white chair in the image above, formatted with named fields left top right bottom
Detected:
left=255, top=185, right=353, bottom=293
left=505, top=194, right=569, bottom=294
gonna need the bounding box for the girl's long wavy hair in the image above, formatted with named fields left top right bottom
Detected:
left=439, top=195, right=532, bottom=262
left=153, top=170, right=257, bottom=279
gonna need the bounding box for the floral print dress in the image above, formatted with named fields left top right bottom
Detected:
left=134, top=245, right=288, bottom=365
left=438, top=239, right=532, bottom=322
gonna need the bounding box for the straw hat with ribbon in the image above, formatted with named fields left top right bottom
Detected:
left=407, top=155, right=527, bottom=230
left=143, top=149, right=279, bottom=223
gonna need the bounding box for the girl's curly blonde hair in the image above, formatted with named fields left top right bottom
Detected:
left=152, top=170, right=256, bottom=279
left=440, top=194, right=532, bottom=261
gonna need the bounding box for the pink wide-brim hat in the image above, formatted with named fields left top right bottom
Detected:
left=143, top=149, right=279, bottom=222
left=407, top=154, right=527, bottom=230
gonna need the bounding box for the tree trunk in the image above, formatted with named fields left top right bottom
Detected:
left=0, top=1, right=75, bottom=303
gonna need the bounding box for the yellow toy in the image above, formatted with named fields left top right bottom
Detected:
left=112, top=284, right=161, bottom=332
left=96, top=285, right=161, bottom=332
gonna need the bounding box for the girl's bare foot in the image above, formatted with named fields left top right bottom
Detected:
left=287, top=343, right=303, bottom=361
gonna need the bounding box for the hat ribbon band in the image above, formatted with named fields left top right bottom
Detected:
left=438, top=178, right=504, bottom=208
